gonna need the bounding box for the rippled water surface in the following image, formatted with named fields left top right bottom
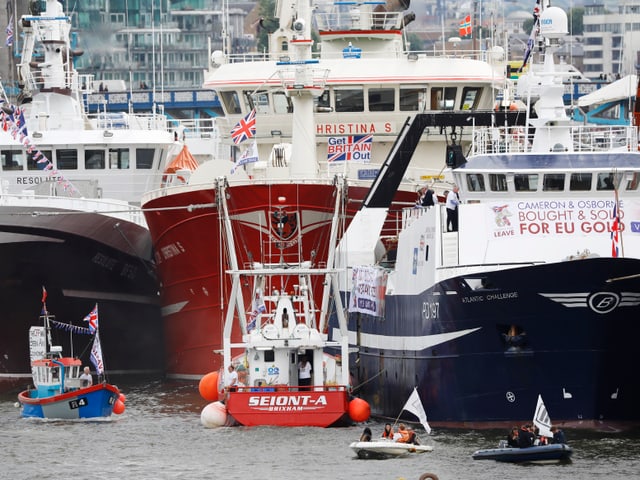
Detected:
left=2, top=378, right=639, bottom=480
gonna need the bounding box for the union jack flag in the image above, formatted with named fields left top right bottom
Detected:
left=519, top=0, right=542, bottom=72
left=459, top=15, right=472, bottom=38
left=230, top=108, right=256, bottom=145
left=83, top=303, right=99, bottom=334
left=611, top=203, right=620, bottom=258
left=247, top=290, right=266, bottom=332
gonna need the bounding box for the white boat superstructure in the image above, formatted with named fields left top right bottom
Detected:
left=0, top=0, right=180, bottom=206
left=197, top=0, right=508, bottom=189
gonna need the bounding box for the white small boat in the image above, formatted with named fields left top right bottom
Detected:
left=350, top=388, right=434, bottom=459
left=350, top=439, right=433, bottom=460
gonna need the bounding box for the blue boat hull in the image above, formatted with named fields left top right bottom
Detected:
left=18, top=384, right=120, bottom=420
left=472, top=443, right=573, bottom=463
left=334, top=257, right=640, bottom=426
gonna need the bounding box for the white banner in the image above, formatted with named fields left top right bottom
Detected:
left=349, top=265, right=387, bottom=316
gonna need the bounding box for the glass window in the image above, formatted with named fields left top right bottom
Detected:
left=220, top=90, right=242, bottom=114
left=625, top=172, right=640, bottom=190
left=597, top=172, right=615, bottom=190
left=368, top=88, right=394, bottom=112
left=460, top=87, right=481, bottom=110
left=56, top=149, right=78, bottom=169
left=466, top=173, right=485, bottom=192
left=335, top=87, right=364, bottom=112
left=1, top=150, right=25, bottom=170
left=109, top=148, right=130, bottom=169
left=315, top=89, right=331, bottom=112
left=570, top=173, right=592, bottom=191
left=399, top=87, right=427, bottom=111
left=245, top=90, right=269, bottom=114
left=273, top=91, right=292, bottom=114
left=542, top=173, right=565, bottom=191
left=28, top=150, right=52, bottom=170
left=431, top=87, right=457, bottom=110
left=85, top=149, right=105, bottom=169
left=489, top=173, right=508, bottom=191
left=136, top=148, right=155, bottom=169
left=514, top=173, right=538, bottom=191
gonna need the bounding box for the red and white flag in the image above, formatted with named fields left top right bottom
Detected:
left=230, top=108, right=256, bottom=144
left=83, top=303, right=99, bottom=334
left=459, top=15, right=472, bottom=38
left=611, top=203, right=620, bottom=257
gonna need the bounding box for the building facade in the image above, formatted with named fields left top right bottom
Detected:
left=582, top=1, right=640, bottom=78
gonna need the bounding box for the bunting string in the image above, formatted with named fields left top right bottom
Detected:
left=50, top=319, right=93, bottom=335
left=0, top=100, right=80, bottom=195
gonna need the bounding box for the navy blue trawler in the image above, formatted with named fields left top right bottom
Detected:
left=329, top=2, right=640, bottom=428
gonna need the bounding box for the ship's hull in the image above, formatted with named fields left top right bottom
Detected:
left=340, top=257, right=640, bottom=426
left=143, top=182, right=416, bottom=378
left=225, top=387, right=351, bottom=427
left=0, top=207, right=163, bottom=392
left=18, top=383, right=121, bottom=419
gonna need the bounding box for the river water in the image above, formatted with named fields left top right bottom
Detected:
left=2, top=377, right=639, bottom=480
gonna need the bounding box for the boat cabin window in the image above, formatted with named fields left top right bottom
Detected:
left=245, top=90, right=270, bottom=115
left=220, top=91, right=242, bottom=115
left=28, top=150, right=52, bottom=170
left=315, top=90, right=331, bottom=112
left=399, top=86, right=427, bottom=111
left=335, top=87, right=364, bottom=112
left=466, top=173, right=485, bottom=192
left=109, top=148, right=130, bottom=169
left=569, top=173, right=592, bottom=191
left=136, top=148, right=155, bottom=169
left=489, top=173, right=508, bottom=192
left=85, top=149, right=105, bottom=169
left=596, top=172, right=615, bottom=190
left=56, top=149, right=78, bottom=169
left=1, top=150, right=25, bottom=170
left=625, top=172, right=640, bottom=190
left=431, top=87, right=456, bottom=110
left=542, top=173, right=565, bottom=191
left=460, top=87, right=481, bottom=110
left=514, top=173, right=538, bottom=192
left=273, top=91, right=293, bottom=114
left=368, top=88, right=395, bottom=112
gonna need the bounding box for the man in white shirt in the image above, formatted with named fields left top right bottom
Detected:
left=224, top=364, right=238, bottom=387
left=79, top=366, right=93, bottom=387
left=446, top=186, right=460, bottom=231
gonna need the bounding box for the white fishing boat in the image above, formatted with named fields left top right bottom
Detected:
left=0, top=0, right=181, bottom=391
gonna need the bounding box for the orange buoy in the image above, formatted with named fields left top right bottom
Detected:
left=113, top=399, right=126, bottom=415
left=348, top=397, right=371, bottom=422
left=118, top=393, right=127, bottom=403
left=198, top=371, right=220, bottom=401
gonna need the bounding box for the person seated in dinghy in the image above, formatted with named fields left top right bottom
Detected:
left=395, top=424, right=420, bottom=445
left=359, top=427, right=372, bottom=442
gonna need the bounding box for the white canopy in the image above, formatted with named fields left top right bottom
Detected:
left=577, top=74, right=637, bottom=107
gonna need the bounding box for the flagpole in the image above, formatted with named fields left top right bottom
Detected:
left=615, top=172, right=624, bottom=257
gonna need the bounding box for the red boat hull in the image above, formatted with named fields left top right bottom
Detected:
left=225, top=386, right=351, bottom=427
left=143, top=182, right=415, bottom=378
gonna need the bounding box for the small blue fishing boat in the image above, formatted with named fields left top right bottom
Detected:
left=17, top=291, right=125, bottom=420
